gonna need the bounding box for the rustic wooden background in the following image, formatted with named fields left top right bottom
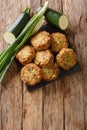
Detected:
left=0, top=0, right=87, bottom=130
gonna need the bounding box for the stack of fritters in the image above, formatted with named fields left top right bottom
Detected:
left=16, top=31, right=77, bottom=86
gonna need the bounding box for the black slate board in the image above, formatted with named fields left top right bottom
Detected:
left=26, top=23, right=81, bottom=92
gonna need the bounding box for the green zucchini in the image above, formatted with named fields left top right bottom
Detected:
left=38, top=7, right=68, bottom=30
left=4, top=7, right=30, bottom=44
left=45, top=8, right=68, bottom=30
left=0, top=1, right=48, bottom=82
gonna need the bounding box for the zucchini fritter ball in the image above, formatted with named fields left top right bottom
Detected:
left=31, top=31, right=51, bottom=51
left=16, top=45, right=35, bottom=65
left=34, top=50, right=54, bottom=67
left=21, top=63, right=42, bottom=86
left=41, top=63, right=60, bottom=81
left=51, top=32, right=68, bottom=53
left=56, top=48, right=77, bottom=70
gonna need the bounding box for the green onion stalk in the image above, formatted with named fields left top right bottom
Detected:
left=0, top=1, right=48, bottom=82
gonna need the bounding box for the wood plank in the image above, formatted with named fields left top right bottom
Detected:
left=0, top=1, right=6, bottom=130
left=0, top=0, right=26, bottom=129
left=42, top=0, right=62, bottom=11
left=0, top=0, right=3, bottom=129
left=63, top=74, right=84, bottom=130
left=41, top=0, right=64, bottom=130
left=0, top=84, right=1, bottom=130
left=0, top=0, right=87, bottom=130
left=42, top=81, right=64, bottom=130
left=22, top=1, right=43, bottom=130
left=23, top=87, right=43, bottom=130
left=1, top=69, right=22, bottom=130
left=63, top=0, right=87, bottom=129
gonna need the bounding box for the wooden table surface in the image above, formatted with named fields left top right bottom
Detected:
left=0, top=0, right=87, bottom=130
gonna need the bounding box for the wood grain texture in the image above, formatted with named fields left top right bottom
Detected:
left=63, top=0, right=87, bottom=130
left=42, top=81, right=64, bottom=130
left=1, top=68, right=22, bottom=130
left=22, top=1, right=43, bottom=130
left=41, top=0, right=64, bottom=130
left=23, top=87, right=43, bottom=130
left=0, top=0, right=27, bottom=130
left=0, top=0, right=87, bottom=130
left=63, top=74, right=84, bottom=130
left=0, top=84, right=1, bottom=130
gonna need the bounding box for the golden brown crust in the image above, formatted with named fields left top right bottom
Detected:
left=31, top=31, right=51, bottom=51
left=21, top=63, right=42, bottom=86
left=56, top=48, right=77, bottom=70
left=34, top=50, right=54, bottom=67
left=16, top=45, right=35, bottom=65
left=51, top=32, right=68, bottom=53
left=41, top=63, right=60, bottom=81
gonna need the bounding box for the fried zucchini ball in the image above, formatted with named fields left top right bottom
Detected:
left=31, top=31, right=51, bottom=51
left=51, top=32, right=68, bottom=53
left=34, top=50, right=54, bottom=67
left=16, top=45, right=35, bottom=65
left=56, top=48, right=77, bottom=70
left=21, top=63, right=42, bottom=86
left=41, top=63, right=60, bottom=81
